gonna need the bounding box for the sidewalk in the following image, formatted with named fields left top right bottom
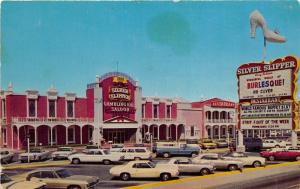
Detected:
left=124, top=161, right=300, bottom=189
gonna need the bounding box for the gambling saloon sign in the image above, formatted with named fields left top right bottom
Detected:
left=237, top=56, right=299, bottom=130
left=102, top=75, right=136, bottom=121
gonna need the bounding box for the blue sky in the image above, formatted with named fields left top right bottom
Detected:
left=2, top=1, right=300, bottom=101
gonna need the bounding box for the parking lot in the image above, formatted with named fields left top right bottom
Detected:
left=2, top=148, right=293, bottom=189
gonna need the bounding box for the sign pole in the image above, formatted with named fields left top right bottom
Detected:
left=27, top=135, right=30, bottom=163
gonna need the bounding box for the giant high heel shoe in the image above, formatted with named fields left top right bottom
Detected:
left=250, top=10, right=286, bottom=43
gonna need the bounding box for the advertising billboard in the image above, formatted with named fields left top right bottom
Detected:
left=237, top=56, right=299, bottom=130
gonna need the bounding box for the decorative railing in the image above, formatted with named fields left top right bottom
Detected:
left=205, top=119, right=236, bottom=123
left=142, top=118, right=183, bottom=123
left=11, top=117, right=94, bottom=124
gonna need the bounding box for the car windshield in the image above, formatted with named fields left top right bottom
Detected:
left=0, top=174, right=12, bottom=184
left=148, top=161, right=156, bottom=168
left=56, top=169, right=72, bottom=178
left=29, top=149, right=42, bottom=153
left=58, top=148, right=72, bottom=151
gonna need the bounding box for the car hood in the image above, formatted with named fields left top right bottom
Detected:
left=67, top=175, right=99, bottom=183
left=2, top=180, right=45, bottom=189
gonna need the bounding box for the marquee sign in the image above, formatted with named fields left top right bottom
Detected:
left=211, top=101, right=235, bottom=108
left=102, top=75, right=136, bottom=122
left=237, top=56, right=299, bottom=130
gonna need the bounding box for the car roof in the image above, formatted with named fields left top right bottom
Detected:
left=28, top=167, right=65, bottom=173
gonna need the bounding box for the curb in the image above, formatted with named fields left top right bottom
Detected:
left=1, top=160, right=70, bottom=170
left=122, top=161, right=300, bottom=189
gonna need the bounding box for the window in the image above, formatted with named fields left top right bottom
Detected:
left=28, top=128, right=35, bottom=143
left=191, top=126, right=195, bottom=137
left=135, top=149, right=146, bottom=153
left=28, top=99, right=36, bottom=117
left=128, top=149, right=135, bottom=153
left=2, top=128, right=7, bottom=144
left=56, top=169, right=71, bottom=178
left=41, top=171, right=57, bottom=179
left=1, top=99, right=6, bottom=117
left=27, top=172, right=41, bottom=180
left=68, top=127, right=75, bottom=143
left=137, top=163, right=151, bottom=168
left=88, top=127, right=93, bottom=141
left=166, top=105, right=171, bottom=118
left=153, top=104, right=158, bottom=118
left=142, top=104, right=145, bottom=118
left=95, top=151, right=103, bottom=155
left=48, top=100, right=56, bottom=117
left=1, top=174, right=12, bottom=184
left=201, top=155, right=218, bottom=160
left=67, top=101, right=74, bottom=118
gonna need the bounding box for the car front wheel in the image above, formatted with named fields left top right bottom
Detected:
left=72, top=158, right=80, bottom=164
left=268, top=156, right=275, bottom=161
left=200, top=168, right=210, bottom=175
left=103, top=160, right=111, bottom=165
left=67, top=185, right=81, bottom=189
left=120, top=173, right=130, bottom=181
left=296, top=156, right=300, bottom=161
left=252, top=161, right=262, bottom=167
left=160, top=173, right=171, bottom=181
left=228, top=164, right=238, bottom=171
left=163, top=153, right=170, bottom=158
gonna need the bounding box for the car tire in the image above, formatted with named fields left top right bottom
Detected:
left=269, top=156, right=275, bottom=161
left=200, top=168, right=210, bottom=175
left=103, top=159, right=111, bottom=165
left=72, top=158, right=80, bottom=164
left=160, top=173, right=171, bottom=181
left=252, top=161, right=262, bottom=168
left=296, top=156, right=300, bottom=161
left=228, top=164, right=238, bottom=171
left=120, top=173, right=130, bottom=181
left=67, top=185, right=81, bottom=189
left=163, top=153, right=170, bottom=158
left=191, top=152, right=198, bottom=158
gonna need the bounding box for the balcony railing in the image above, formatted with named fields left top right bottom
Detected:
left=205, top=119, right=236, bottom=123
left=11, top=117, right=94, bottom=124
left=142, top=118, right=179, bottom=123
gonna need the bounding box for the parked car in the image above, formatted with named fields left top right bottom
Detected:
left=214, top=139, right=229, bottom=148
left=192, top=153, right=243, bottom=171
left=260, top=149, right=300, bottom=161
left=68, top=149, right=124, bottom=165
left=222, top=152, right=265, bottom=167
left=109, top=144, right=124, bottom=152
left=52, top=147, right=76, bottom=160
left=19, top=148, right=51, bottom=163
left=113, top=147, right=152, bottom=160
left=165, top=157, right=215, bottom=175
left=82, top=145, right=100, bottom=153
left=1, top=173, right=46, bottom=189
left=262, top=139, right=286, bottom=149
left=25, top=168, right=99, bottom=189
left=109, top=160, right=179, bottom=181
left=200, top=139, right=217, bottom=149
left=156, top=143, right=201, bottom=158
left=0, top=150, right=15, bottom=164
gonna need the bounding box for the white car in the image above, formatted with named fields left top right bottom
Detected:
left=109, top=160, right=179, bottom=181
left=113, top=147, right=152, bottom=160
left=222, top=152, right=266, bottom=167
left=109, top=144, right=124, bottom=152
left=262, top=139, right=285, bottom=148
left=192, top=153, right=243, bottom=171
left=0, top=150, right=15, bottom=164
left=19, top=148, right=51, bottom=163
left=52, top=147, right=76, bottom=160
left=68, top=149, right=124, bottom=165
left=166, top=157, right=215, bottom=175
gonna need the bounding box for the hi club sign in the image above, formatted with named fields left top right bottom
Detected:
left=237, top=56, right=299, bottom=130
left=102, top=75, right=136, bottom=121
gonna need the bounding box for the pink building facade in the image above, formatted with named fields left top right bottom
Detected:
left=0, top=72, right=237, bottom=149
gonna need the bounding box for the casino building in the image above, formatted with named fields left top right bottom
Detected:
left=0, top=72, right=237, bottom=150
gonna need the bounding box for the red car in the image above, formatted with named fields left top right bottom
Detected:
left=260, top=149, right=300, bottom=161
